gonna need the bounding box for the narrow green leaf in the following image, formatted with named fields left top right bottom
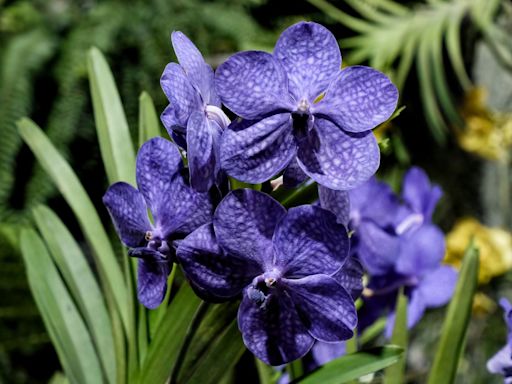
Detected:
left=140, top=283, right=202, bottom=384
left=17, top=118, right=130, bottom=336
left=229, top=178, right=262, bottom=191
left=445, top=10, right=471, bottom=90
left=32, top=205, right=116, bottom=384
left=298, top=346, right=403, bottom=384
left=87, top=46, right=135, bottom=184
left=184, top=319, right=246, bottom=384
left=176, top=301, right=239, bottom=382
left=48, top=372, right=69, bottom=384
left=359, top=318, right=386, bottom=346
left=256, top=358, right=276, bottom=384
left=306, top=0, right=372, bottom=33
left=20, top=228, right=103, bottom=384
left=427, top=242, right=479, bottom=384
left=275, top=182, right=318, bottom=208
left=138, top=91, right=161, bottom=147
left=383, top=290, right=408, bottom=384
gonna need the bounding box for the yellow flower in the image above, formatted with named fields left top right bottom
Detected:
left=456, top=88, right=512, bottom=162
left=444, top=217, right=512, bottom=284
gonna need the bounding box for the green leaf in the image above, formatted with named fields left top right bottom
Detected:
left=274, top=182, right=318, bottom=208
left=256, top=358, right=277, bottom=384
left=175, top=301, right=239, bottom=382
left=20, top=228, right=103, bottom=384
left=32, top=205, right=116, bottom=384
left=87, top=46, right=135, bottom=185
left=383, top=290, right=408, bottom=384
left=138, top=91, right=161, bottom=147
left=427, top=242, right=479, bottom=384
left=139, top=283, right=202, bottom=384
left=184, top=319, right=246, bottom=384
left=359, top=318, right=386, bottom=346
left=298, top=346, right=403, bottom=384
left=17, top=118, right=130, bottom=336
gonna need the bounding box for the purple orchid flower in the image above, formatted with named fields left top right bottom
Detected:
left=103, top=137, right=212, bottom=309
left=319, top=167, right=457, bottom=333
left=215, top=21, right=398, bottom=190
left=160, top=31, right=230, bottom=192
left=488, top=298, right=512, bottom=382
left=176, top=189, right=357, bottom=365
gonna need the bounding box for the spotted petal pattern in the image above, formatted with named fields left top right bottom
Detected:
left=177, top=224, right=261, bottom=300
left=315, top=66, right=398, bottom=133
left=214, top=189, right=286, bottom=268
left=103, top=182, right=151, bottom=248
left=215, top=51, right=293, bottom=120
left=274, top=21, right=341, bottom=101
left=220, top=114, right=295, bottom=183
left=238, top=291, right=314, bottom=365
left=160, top=63, right=202, bottom=129
left=137, top=258, right=170, bottom=309
left=273, top=205, right=349, bottom=278
left=284, top=275, right=357, bottom=342
left=318, top=185, right=350, bottom=226
left=297, top=118, right=380, bottom=190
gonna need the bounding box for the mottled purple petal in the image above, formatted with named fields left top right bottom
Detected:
left=220, top=114, right=296, bottom=184
left=297, top=118, right=380, bottom=190
left=348, top=177, right=400, bottom=228
left=176, top=224, right=261, bottom=300
left=357, top=221, right=399, bottom=275
left=402, top=167, right=442, bottom=220
left=103, top=182, right=151, bottom=248
left=274, top=205, right=349, bottom=278
left=318, top=186, right=350, bottom=226
left=417, top=266, right=457, bottom=307
left=161, top=104, right=184, bottom=135
left=312, top=341, right=346, bottom=366
left=187, top=112, right=222, bottom=192
left=284, top=275, right=357, bottom=342
left=167, top=172, right=213, bottom=236
left=137, top=258, right=170, bottom=309
left=238, top=291, right=314, bottom=365
left=314, top=66, right=398, bottom=133
left=171, top=31, right=218, bottom=105
left=283, top=158, right=308, bottom=188
left=395, top=224, right=445, bottom=277
left=215, top=51, right=293, bottom=119
left=274, top=22, right=341, bottom=101
left=136, top=138, right=182, bottom=230
left=487, top=345, right=512, bottom=376
left=160, top=63, right=202, bottom=127
left=334, top=257, right=364, bottom=300
left=214, top=189, right=286, bottom=268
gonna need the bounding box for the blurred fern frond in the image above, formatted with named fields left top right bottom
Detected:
left=308, top=0, right=503, bottom=143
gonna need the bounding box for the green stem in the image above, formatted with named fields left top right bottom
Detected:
left=287, top=359, right=304, bottom=381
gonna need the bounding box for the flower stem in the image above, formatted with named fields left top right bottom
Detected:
left=287, top=358, right=304, bottom=381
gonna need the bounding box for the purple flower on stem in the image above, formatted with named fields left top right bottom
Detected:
left=320, top=167, right=457, bottom=332
left=487, top=298, right=512, bottom=382
left=177, top=189, right=357, bottom=365
left=161, top=31, right=230, bottom=192
left=103, top=138, right=212, bottom=308
left=215, top=21, right=398, bottom=190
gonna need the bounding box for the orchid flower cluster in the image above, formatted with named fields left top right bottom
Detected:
left=101, top=21, right=452, bottom=366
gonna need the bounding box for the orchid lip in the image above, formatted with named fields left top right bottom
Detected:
left=205, top=105, right=231, bottom=129
left=395, top=213, right=424, bottom=235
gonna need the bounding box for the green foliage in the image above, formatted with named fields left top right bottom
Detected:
left=427, top=242, right=480, bottom=384
left=308, top=0, right=502, bottom=143
left=383, top=290, right=408, bottom=384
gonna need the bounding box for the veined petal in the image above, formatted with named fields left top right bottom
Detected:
left=395, top=224, right=445, bottom=277
left=318, top=185, right=350, bottom=226
left=214, top=189, right=286, bottom=268
left=103, top=182, right=151, bottom=248
left=136, top=138, right=182, bottom=229
left=274, top=21, right=341, bottom=101
left=187, top=112, right=222, bottom=192
left=284, top=275, right=357, bottom=342
left=171, top=31, right=217, bottom=105
left=160, top=63, right=202, bottom=127
left=283, top=158, right=308, bottom=188
left=417, top=265, right=457, bottom=307
left=297, top=117, right=380, bottom=190
left=215, top=51, right=293, bottom=119
left=220, top=114, right=296, bottom=184
left=402, top=167, right=442, bottom=220
left=176, top=224, right=261, bottom=300
left=238, top=290, right=314, bottom=365
left=315, top=66, right=398, bottom=133
left=333, top=257, right=364, bottom=300
left=137, top=258, right=170, bottom=309
left=274, top=205, right=349, bottom=278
